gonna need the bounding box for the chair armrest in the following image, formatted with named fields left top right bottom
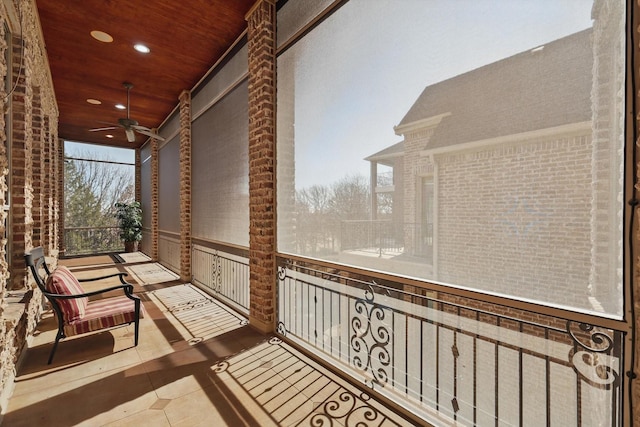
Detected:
left=43, top=283, right=137, bottom=300
left=77, top=272, right=130, bottom=285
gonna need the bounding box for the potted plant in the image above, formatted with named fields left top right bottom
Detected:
left=114, top=201, right=143, bottom=252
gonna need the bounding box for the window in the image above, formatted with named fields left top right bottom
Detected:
left=63, top=142, right=135, bottom=255
left=276, top=0, right=626, bottom=316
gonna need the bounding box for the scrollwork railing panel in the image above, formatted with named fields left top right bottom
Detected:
left=276, top=261, right=625, bottom=426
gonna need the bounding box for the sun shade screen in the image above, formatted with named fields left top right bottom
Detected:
left=158, top=135, right=180, bottom=233
left=191, top=81, right=249, bottom=246
left=276, top=0, right=625, bottom=316
left=276, top=0, right=335, bottom=48
left=192, top=44, right=248, bottom=117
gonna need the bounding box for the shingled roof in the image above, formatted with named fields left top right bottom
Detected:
left=394, top=28, right=593, bottom=151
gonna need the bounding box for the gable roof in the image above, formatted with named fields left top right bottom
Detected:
left=365, top=141, right=404, bottom=164
left=394, top=29, right=593, bottom=150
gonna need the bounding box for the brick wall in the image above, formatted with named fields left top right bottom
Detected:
left=0, top=0, right=59, bottom=416
left=247, top=0, right=276, bottom=333
left=0, top=15, right=11, bottom=415
left=435, top=135, right=593, bottom=308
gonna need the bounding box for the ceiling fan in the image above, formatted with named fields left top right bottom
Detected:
left=89, top=82, right=164, bottom=142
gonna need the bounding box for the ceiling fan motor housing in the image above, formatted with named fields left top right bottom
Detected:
left=118, top=117, right=139, bottom=128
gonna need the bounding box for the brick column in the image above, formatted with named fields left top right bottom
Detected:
left=150, top=138, right=159, bottom=261
left=135, top=148, right=141, bottom=203
left=179, top=90, right=191, bottom=282
left=10, top=34, right=32, bottom=289
left=0, top=21, right=8, bottom=294
left=43, top=129, right=59, bottom=256
left=42, top=115, right=51, bottom=251
left=31, top=88, right=42, bottom=248
left=57, top=138, right=64, bottom=255
left=247, top=0, right=276, bottom=333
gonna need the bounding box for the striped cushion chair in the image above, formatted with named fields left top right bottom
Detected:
left=25, top=247, right=143, bottom=364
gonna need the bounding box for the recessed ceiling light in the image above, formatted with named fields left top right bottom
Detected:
left=134, top=43, right=150, bottom=54
left=86, top=98, right=101, bottom=105
left=106, top=134, right=114, bottom=138
left=115, top=104, right=126, bottom=110
left=90, top=30, right=113, bottom=43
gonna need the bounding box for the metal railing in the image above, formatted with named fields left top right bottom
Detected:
left=341, top=220, right=433, bottom=258
left=192, top=244, right=250, bottom=315
left=276, top=259, right=626, bottom=426
left=63, top=226, right=122, bottom=256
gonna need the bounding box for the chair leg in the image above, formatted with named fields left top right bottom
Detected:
left=134, top=300, right=140, bottom=346
left=48, top=331, right=64, bottom=365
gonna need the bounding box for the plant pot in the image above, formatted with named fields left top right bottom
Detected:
left=124, top=241, right=139, bottom=253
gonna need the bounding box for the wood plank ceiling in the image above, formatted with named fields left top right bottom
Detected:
left=35, top=0, right=256, bottom=148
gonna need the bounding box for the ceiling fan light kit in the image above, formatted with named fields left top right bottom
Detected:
left=89, top=82, right=164, bottom=142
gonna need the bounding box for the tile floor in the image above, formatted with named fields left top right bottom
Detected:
left=1, top=256, right=418, bottom=427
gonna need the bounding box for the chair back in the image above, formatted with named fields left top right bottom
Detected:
left=25, top=247, right=66, bottom=330
left=24, top=246, right=52, bottom=293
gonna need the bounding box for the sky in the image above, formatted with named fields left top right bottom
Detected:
left=64, top=140, right=135, bottom=164
left=282, top=0, right=597, bottom=190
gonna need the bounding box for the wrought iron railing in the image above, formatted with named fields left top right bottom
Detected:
left=63, top=226, right=122, bottom=256
left=341, top=220, right=433, bottom=258
left=192, top=244, right=250, bottom=314
left=276, top=259, right=626, bottom=426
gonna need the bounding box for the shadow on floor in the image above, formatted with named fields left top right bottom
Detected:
left=4, top=257, right=414, bottom=427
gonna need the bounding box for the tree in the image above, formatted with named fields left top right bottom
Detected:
left=294, top=174, right=371, bottom=256
left=329, top=174, right=370, bottom=221
left=64, top=151, right=135, bottom=254
left=65, top=155, right=134, bottom=226
left=295, top=184, right=332, bottom=255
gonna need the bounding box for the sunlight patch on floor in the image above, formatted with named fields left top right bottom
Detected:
left=149, top=284, right=247, bottom=344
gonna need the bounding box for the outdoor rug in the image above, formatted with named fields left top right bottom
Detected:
left=125, top=262, right=180, bottom=284
left=149, top=283, right=247, bottom=343
left=114, top=251, right=152, bottom=264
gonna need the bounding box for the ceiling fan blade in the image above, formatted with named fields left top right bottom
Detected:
left=132, top=125, right=165, bottom=141
left=125, top=128, right=136, bottom=142
left=99, top=83, right=162, bottom=142
left=89, top=126, right=118, bottom=132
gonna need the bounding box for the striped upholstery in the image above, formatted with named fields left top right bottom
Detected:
left=45, top=266, right=88, bottom=323
left=64, top=296, right=141, bottom=337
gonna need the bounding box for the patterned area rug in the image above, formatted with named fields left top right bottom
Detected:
left=125, top=262, right=180, bottom=284
left=149, top=284, right=247, bottom=343
left=116, top=252, right=152, bottom=264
